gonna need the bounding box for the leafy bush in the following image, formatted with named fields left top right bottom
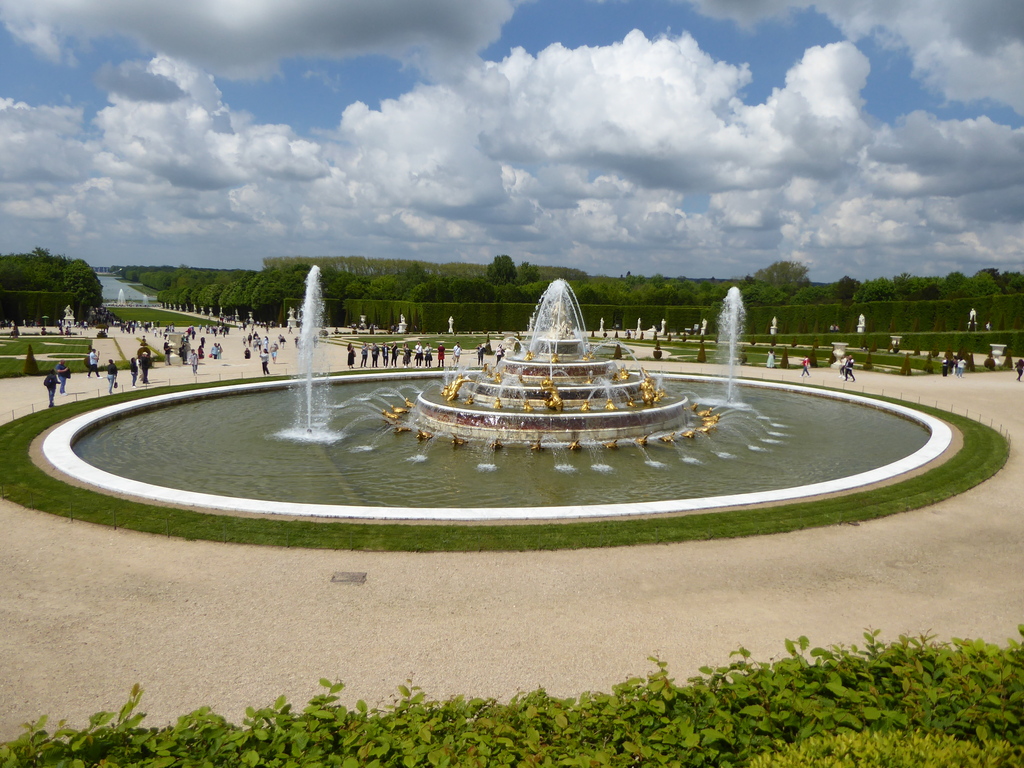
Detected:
left=5, top=631, right=1024, bottom=768
left=749, top=730, right=1024, bottom=768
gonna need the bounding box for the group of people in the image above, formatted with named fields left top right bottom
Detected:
left=345, top=341, right=465, bottom=370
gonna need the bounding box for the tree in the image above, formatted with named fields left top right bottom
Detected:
left=753, top=260, right=811, bottom=289
left=853, top=277, right=897, bottom=303
left=486, top=255, right=517, bottom=286
left=516, top=261, right=541, bottom=285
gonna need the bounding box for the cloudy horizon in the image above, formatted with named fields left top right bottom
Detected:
left=1, top=0, right=1022, bottom=281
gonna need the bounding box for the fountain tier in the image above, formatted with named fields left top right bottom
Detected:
left=414, top=280, right=690, bottom=443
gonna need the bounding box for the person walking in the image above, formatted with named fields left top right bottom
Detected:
left=477, top=343, right=486, bottom=366
left=347, top=343, right=356, bottom=370
left=43, top=368, right=58, bottom=407
left=87, top=348, right=99, bottom=377
left=844, top=355, right=856, bottom=382
left=452, top=343, right=461, bottom=367
left=189, top=348, right=199, bottom=374
left=260, top=347, right=270, bottom=375
left=129, top=357, right=138, bottom=387
left=139, top=351, right=151, bottom=384
left=106, top=359, right=118, bottom=394
left=54, top=359, right=70, bottom=394
left=360, top=343, right=368, bottom=368
left=801, top=357, right=811, bottom=377
left=1016, top=357, right=1024, bottom=382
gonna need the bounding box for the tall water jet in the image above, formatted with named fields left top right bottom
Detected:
left=717, top=286, right=746, bottom=403
left=118, top=288, right=125, bottom=306
left=295, top=265, right=329, bottom=436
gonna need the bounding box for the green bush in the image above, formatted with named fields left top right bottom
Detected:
left=697, top=340, right=706, bottom=363
left=900, top=353, right=912, bottom=376
left=780, top=348, right=790, bottom=368
left=863, top=351, right=874, bottom=371
left=749, top=730, right=1024, bottom=768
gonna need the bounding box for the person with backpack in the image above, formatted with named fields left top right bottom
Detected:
left=43, top=368, right=58, bottom=407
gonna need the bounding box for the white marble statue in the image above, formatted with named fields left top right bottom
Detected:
left=599, top=317, right=605, bottom=333
left=660, top=319, right=667, bottom=336
left=970, top=308, right=977, bottom=329
left=63, top=304, right=75, bottom=323
left=287, top=306, right=296, bottom=330
left=857, top=314, right=866, bottom=333
left=398, top=314, right=407, bottom=333
left=771, top=316, right=778, bottom=335
left=636, top=318, right=642, bottom=335
left=448, top=316, right=455, bottom=334
left=700, top=318, right=707, bottom=335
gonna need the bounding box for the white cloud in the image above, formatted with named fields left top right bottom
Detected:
left=683, top=0, right=1024, bottom=115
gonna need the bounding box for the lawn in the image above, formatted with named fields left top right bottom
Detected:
left=0, top=337, right=94, bottom=377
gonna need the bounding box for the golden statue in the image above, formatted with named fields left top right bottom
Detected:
left=465, top=395, right=474, bottom=405
left=524, top=350, right=534, bottom=361
left=392, top=405, right=408, bottom=415
left=451, top=436, right=467, bottom=446
left=635, top=435, right=648, bottom=446
left=617, top=367, right=630, bottom=381
left=550, top=353, right=559, bottom=364
left=441, top=374, right=472, bottom=402
left=605, top=399, right=617, bottom=410
left=580, top=400, right=591, bottom=412
left=639, top=374, right=656, bottom=406
left=658, top=433, right=675, bottom=443
left=603, top=440, right=618, bottom=449
left=490, top=440, right=503, bottom=450
left=394, top=425, right=411, bottom=433
left=381, top=408, right=399, bottom=420
left=568, top=440, right=582, bottom=451
left=404, top=397, right=415, bottom=408
left=523, top=400, right=534, bottom=412
left=680, top=430, right=695, bottom=439
left=492, top=397, right=502, bottom=409
left=416, top=430, right=433, bottom=441
left=530, top=440, right=544, bottom=451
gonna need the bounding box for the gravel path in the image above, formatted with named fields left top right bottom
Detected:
left=2, top=325, right=1022, bottom=740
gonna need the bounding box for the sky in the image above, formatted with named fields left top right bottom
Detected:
left=1, top=0, right=1022, bottom=282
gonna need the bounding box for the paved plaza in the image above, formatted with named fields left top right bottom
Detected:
left=1, top=324, right=1022, bottom=739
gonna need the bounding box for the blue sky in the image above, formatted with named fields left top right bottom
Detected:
left=1, top=0, right=1022, bottom=281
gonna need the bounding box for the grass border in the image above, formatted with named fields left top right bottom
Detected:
left=1, top=376, right=1009, bottom=551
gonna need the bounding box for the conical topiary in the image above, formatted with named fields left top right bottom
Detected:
left=780, top=348, right=790, bottom=369
left=923, top=353, right=935, bottom=374
left=696, top=340, right=706, bottom=363
left=863, top=351, right=874, bottom=371
left=613, top=343, right=622, bottom=360
left=900, top=353, right=913, bottom=376
left=23, top=344, right=39, bottom=375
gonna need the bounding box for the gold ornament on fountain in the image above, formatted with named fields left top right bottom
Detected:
left=530, top=440, right=544, bottom=451
left=635, top=435, right=649, bottom=446
left=541, top=379, right=563, bottom=411
left=416, top=430, right=433, bottom=441
left=690, top=403, right=699, bottom=412
left=603, top=440, right=618, bottom=449
left=523, top=400, right=534, bottom=412
left=639, top=373, right=656, bottom=406
left=698, top=407, right=715, bottom=418
left=617, top=367, right=630, bottom=381
left=568, top=440, right=582, bottom=451
left=404, top=397, right=415, bottom=408
left=680, top=430, right=695, bottom=439
left=381, top=408, right=399, bottom=420
left=580, top=400, right=591, bottom=412
left=392, top=405, right=408, bottom=415
left=524, top=350, right=534, bottom=361
left=490, top=440, right=503, bottom=450
left=658, top=433, right=676, bottom=443
left=550, top=353, right=559, bottom=364
left=451, top=435, right=467, bottom=447
left=605, top=398, right=617, bottom=410
left=441, top=374, right=472, bottom=402
left=492, top=397, right=502, bottom=409
left=394, top=425, right=411, bottom=433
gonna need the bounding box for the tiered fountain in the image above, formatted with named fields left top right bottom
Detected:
left=413, top=280, right=692, bottom=445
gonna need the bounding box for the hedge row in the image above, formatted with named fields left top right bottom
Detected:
left=0, top=290, right=80, bottom=324
left=341, top=295, right=1024, bottom=339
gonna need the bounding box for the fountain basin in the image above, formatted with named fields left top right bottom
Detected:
left=42, top=373, right=952, bottom=521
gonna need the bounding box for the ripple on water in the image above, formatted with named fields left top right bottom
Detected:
left=645, top=460, right=667, bottom=468
left=555, top=464, right=576, bottom=473
left=591, top=463, right=613, bottom=473
left=349, top=445, right=374, bottom=452
left=406, top=454, right=428, bottom=463
left=714, top=451, right=736, bottom=460
left=747, top=445, right=767, bottom=452
left=476, top=463, right=498, bottom=472
left=681, top=456, right=702, bottom=465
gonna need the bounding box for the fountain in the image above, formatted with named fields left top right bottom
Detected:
left=42, top=279, right=951, bottom=521
left=413, top=280, right=691, bottom=444
left=717, top=286, right=745, bottom=403
left=118, top=288, right=125, bottom=306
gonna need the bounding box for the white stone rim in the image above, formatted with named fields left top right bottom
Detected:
left=42, top=373, right=953, bottom=521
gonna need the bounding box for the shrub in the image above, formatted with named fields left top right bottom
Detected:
left=749, top=730, right=1024, bottom=768
left=923, top=353, right=935, bottom=374
left=900, top=353, right=912, bottom=376
left=984, top=353, right=996, bottom=370
left=653, top=339, right=662, bottom=360
left=863, top=351, right=874, bottom=371
left=697, top=340, right=706, bottom=363
left=23, top=344, right=39, bottom=375
left=780, top=348, right=790, bottom=368
left=1004, top=354, right=1014, bottom=370
left=613, top=344, right=622, bottom=360
left=808, top=349, right=819, bottom=368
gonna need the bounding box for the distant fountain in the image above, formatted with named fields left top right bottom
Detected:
left=717, top=287, right=746, bottom=403
left=118, top=288, right=125, bottom=306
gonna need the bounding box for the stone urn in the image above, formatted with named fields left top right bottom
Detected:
left=831, top=341, right=849, bottom=368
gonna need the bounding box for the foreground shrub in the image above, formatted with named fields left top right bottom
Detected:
left=749, top=730, right=1024, bottom=768
left=4, top=631, right=1023, bottom=767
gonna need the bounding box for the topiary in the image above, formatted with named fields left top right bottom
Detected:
left=653, top=339, right=662, bottom=360
left=696, top=340, right=706, bottom=363
left=923, top=353, right=935, bottom=374
left=1003, top=353, right=1014, bottom=370
left=863, top=351, right=874, bottom=371
left=984, top=352, right=996, bottom=370
left=808, top=349, right=819, bottom=368
left=23, top=344, right=39, bottom=375
left=780, top=348, right=790, bottom=369
left=613, top=344, right=622, bottom=360
left=900, top=353, right=913, bottom=376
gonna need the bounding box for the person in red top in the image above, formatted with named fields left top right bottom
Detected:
left=437, top=343, right=445, bottom=368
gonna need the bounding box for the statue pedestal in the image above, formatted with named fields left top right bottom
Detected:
left=831, top=342, right=849, bottom=368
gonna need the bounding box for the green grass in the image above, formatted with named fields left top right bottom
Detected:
left=0, top=376, right=1007, bottom=551
left=108, top=308, right=211, bottom=325
left=0, top=338, right=95, bottom=377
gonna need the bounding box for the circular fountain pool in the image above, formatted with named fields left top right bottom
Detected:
left=43, top=373, right=951, bottom=521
